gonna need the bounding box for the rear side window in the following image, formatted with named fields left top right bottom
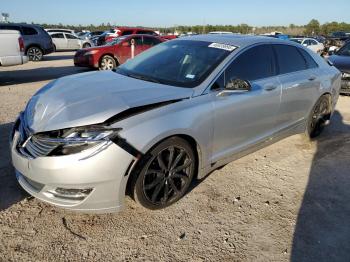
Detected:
left=225, top=44, right=276, bottom=82
left=51, top=33, right=64, bottom=39
left=142, top=36, right=161, bottom=46
left=65, top=34, right=78, bottom=39
left=22, top=26, right=38, bottom=35
left=138, top=30, right=157, bottom=36
left=274, top=44, right=307, bottom=74
left=129, top=36, right=142, bottom=45
left=298, top=48, right=318, bottom=69
left=121, top=30, right=133, bottom=36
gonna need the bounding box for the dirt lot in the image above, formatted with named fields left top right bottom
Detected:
left=0, top=52, right=350, bottom=262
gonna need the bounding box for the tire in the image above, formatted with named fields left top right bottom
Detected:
left=132, top=137, right=196, bottom=210
left=306, top=95, right=331, bottom=138
left=83, top=43, right=91, bottom=48
left=27, top=46, right=43, bottom=61
left=99, top=55, right=116, bottom=70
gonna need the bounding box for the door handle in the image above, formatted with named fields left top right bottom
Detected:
left=264, top=84, right=278, bottom=91
left=308, top=75, right=316, bottom=81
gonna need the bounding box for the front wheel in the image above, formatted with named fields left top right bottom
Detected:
left=27, top=47, right=43, bottom=61
left=99, top=55, right=116, bottom=70
left=306, top=95, right=331, bottom=138
left=132, top=137, right=196, bottom=210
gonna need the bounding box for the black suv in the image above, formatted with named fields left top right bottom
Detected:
left=0, top=23, right=54, bottom=61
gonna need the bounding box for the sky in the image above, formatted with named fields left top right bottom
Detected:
left=1, top=0, right=349, bottom=27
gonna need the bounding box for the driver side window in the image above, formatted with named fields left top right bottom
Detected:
left=337, top=43, right=350, bottom=56
left=225, top=44, right=276, bottom=85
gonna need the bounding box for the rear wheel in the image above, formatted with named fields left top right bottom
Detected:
left=132, top=137, right=196, bottom=210
left=83, top=43, right=91, bottom=48
left=27, top=46, right=43, bottom=61
left=99, top=55, right=116, bottom=70
left=306, top=95, right=331, bottom=138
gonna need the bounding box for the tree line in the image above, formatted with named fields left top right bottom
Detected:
left=17, top=19, right=350, bottom=36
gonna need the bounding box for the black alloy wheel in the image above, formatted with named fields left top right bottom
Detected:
left=133, top=137, right=195, bottom=209
left=307, top=95, right=331, bottom=138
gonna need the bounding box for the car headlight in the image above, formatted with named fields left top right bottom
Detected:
left=33, top=126, right=121, bottom=156
left=84, top=50, right=99, bottom=56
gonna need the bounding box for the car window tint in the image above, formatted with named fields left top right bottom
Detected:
left=51, top=33, right=64, bottom=39
left=309, top=40, right=317, bottom=45
left=274, top=44, right=308, bottom=74
left=337, top=43, right=350, bottom=56
left=142, top=36, right=161, bottom=46
left=129, top=36, right=142, bottom=45
left=138, top=30, right=156, bottom=36
left=22, top=26, right=38, bottom=35
left=122, top=30, right=133, bottom=36
left=225, top=44, right=276, bottom=82
left=298, top=48, right=318, bottom=69
left=65, top=34, right=77, bottom=39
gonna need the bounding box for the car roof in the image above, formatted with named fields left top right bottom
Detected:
left=0, top=23, right=42, bottom=28
left=177, top=34, right=293, bottom=48
left=115, top=27, right=154, bottom=31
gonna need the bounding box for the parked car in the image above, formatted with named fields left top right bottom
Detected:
left=0, top=23, right=54, bottom=61
left=78, top=31, right=104, bottom=40
left=290, top=38, right=324, bottom=54
left=49, top=32, right=93, bottom=51
left=97, top=27, right=159, bottom=46
left=11, top=35, right=340, bottom=213
left=328, top=41, right=350, bottom=94
left=0, top=30, right=28, bottom=66
left=74, top=34, right=163, bottom=70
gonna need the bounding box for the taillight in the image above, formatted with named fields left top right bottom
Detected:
left=18, top=36, right=25, bottom=52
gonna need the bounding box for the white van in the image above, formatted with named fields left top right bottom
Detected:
left=0, top=30, right=28, bottom=66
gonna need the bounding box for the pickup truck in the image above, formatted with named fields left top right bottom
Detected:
left=0, top=30, right=28, bottom=66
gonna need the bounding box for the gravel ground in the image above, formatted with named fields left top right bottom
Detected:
left=0, top=52, right=349, bottom=262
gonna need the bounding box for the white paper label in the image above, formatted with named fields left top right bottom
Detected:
left=208, top=43, right=237, bottom=51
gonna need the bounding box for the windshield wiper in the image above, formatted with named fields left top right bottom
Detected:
left=126, top=73, right=162, bottom=84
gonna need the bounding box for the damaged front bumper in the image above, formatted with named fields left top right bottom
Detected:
left=10, top=126, right=136, bottom=213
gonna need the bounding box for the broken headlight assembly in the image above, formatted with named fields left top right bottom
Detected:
left=31, top=126, right=121, bottom=156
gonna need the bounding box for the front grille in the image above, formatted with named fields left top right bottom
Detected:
left=24, top=136, right=58, bottom=158
left=17, top=113, right=59, bottom=158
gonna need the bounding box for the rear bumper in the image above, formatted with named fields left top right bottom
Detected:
left=340, top=74, right=350, bottom=94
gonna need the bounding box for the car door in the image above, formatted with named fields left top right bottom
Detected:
left=50, top=33, right=66, bottom=50
left=65, top=33, right=81, bottom=50
left=273, top=44, right=320, bottom=130
left=211, top=44, right=282, bottom=162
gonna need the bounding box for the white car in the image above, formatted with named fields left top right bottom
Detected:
left=49, top=32, right=93, bottom=51
left=290, top=38, right=324, bottom=54
left=0, top=30, right=28, bottom=66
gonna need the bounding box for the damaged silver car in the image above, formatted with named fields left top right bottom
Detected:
left=10, top=35, right=341, bottom=213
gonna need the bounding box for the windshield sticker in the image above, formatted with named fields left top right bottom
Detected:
left=186, top=74, right=195, bottom=79
left=208, top=43, right=237, bottom=51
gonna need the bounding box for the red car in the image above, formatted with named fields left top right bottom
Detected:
left=74, top=34, right=164, bottom=70
left=97, top=27, right=177, bottom=46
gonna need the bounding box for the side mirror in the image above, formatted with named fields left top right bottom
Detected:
left=121, top=42, right=130, bottom=47
left=303, top=43, right=308, bottom=47
left=225, top=78, right=251, bottom=91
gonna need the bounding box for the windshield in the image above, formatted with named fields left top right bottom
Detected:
left=105, top=36, right=127, bottom=46
left=115, top=40, right=235, bottom=88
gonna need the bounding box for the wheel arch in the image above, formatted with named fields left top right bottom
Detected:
left=25, top=44, right=43, bottom=54
left=125, top=133, right=203, bottom=197
left=99, top=53, right=120, bottom=67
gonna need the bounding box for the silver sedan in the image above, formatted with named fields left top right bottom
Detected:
left=10, top=35, right=341, bottom=213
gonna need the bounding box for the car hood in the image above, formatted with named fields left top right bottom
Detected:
left=328, top=55, right=350, bottom=74
left=25, top=71, right=193, bottom=133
